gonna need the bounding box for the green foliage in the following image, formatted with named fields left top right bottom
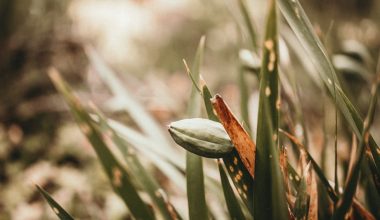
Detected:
left=41, top=0, right=380, bottom=219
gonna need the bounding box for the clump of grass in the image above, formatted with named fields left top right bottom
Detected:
left=40, top=0, right=380, bottom=219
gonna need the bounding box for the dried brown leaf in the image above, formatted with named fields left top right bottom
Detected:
left=280, top=146, right=290, bottom=194
left=307, top=169, right=318, bottom=220
left=352, top=199, right=376, bottom=220
left=211, top=94, right=255, bottom=178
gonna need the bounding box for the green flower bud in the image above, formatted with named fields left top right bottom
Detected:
left=168, top=118, right=234, bottom=158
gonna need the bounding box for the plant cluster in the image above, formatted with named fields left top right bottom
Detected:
left=39, top=0, right=380, bottom=219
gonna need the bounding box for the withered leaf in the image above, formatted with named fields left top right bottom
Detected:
left=306, top=166, right=318, bottom=220
left=211, top=94, right=255, bottom=178
left=352, top=200, right=376, bottom=220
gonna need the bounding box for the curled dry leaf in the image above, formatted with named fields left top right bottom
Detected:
left=280, top=146, right=290, bottom=194
left=307, top=167, right=318, bottom=220
left=211, top=94, right=255, bottom=178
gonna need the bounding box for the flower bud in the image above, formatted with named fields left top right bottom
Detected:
left=168, top=118, right=234, bottom=158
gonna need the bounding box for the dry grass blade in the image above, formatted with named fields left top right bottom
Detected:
left=211, top=94, right=255, bottom=178
left=307, top=169, right=318, bottom=220
left=365, top=149, right=380, bottom=194
left=293, top=163, right=311, bottom=220
left=352, top=200, right=376, bottom=220
left=280, top=146, right=290, bottom=192
left=280, top=129, right=338, bottom=202
left=333, top=71, right=380, bottom=219
left=293, top=162, right=317, bottom=220
left=279, top=0, right=380, bottom=177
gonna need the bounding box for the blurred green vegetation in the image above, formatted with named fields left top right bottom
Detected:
left=0, top=0, right=380, bottom=219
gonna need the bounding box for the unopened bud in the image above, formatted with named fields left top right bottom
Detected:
left=168, top=118, right=233, bottom=158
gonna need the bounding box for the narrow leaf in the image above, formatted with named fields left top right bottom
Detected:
left=365, top=149, right=380, bottom=194
left=237, top=0, right=258, bottom=51
left=86, top=46, right=171, bottom=147
left=278, top=0, right=380, bottom=176
left=218, top=160, right=246, bottom=220
left=211, top=94, right=255, bottom=178
left=48, top=69, right=154, bottom=220
left=200, top=81, right=253, bottom=214
left=333, top=73, right=380, bottom=219
left=352, top=200, right=376, bottom=220
left=254, top=0, right=289, bottom=219
left=238, top=68, right=252, bottom=131
left=293, top=163, right=311, bottom=220
left=37, top=185, right=74, bottom=220
left=308, top=169, right=318, bottom=220
left=186, top=36, right=208, bottom=220
left=96, top=112, right=181, bottom=220
left=280, top=129, right=338, bottom=202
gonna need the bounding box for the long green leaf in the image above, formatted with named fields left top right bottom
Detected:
left=254, top=0, right=289, bottom=219
left=278, top=0, right=380, bottom=173
left=37, top=185, right=74, bottom=220
left=99, top=118, right=187, bottom=191
left=238, top=67, right=252, bottom=132
left=96, top=112, right=181, bottom=220
left=86, top=46, right=173, bottom=148
left=218, top=160, right=246, bottom=220
left=237, top=0, right=258, bottom=52
left=49, top=69, right=154, bottom=220
left=186, top=36, right=208, bottom=220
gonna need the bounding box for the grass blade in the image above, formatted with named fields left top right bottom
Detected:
left=254, top=0, right=289, bottom=219
left=238, top=67, right=252, bottom=132
left=186, top=153, right=208, bottom=220
left=366, top=151, right=380, bottom=194
left=237, top=0, right=258, bottom=52
left=48, top=69, right=155, bottom=220
left=280, top=129, right=338, bottom=202
left=86, top=46, right=172, bottom=147
left=278, top=0, right=380, bottom=174
left=352, top=200, right=376, bottom=220
left=211, top=95, right=255, bottom=178
left=308, top=169, right=318, bottom=220
left=218, top=160, right=246, bottom=220
left=95, top=111, right=182, bottom=220
left=333, top=73, right=380, bottom=219
left=104, top=118, right=185, bottom=169
left=37, top=185, right=74, bottom=220
left=236, top=0, right=259, bottom=131
left=186, top=36, right=208, bottom=220
left=293, top=163, right=311, bottom=220
left=94, top=117, right=187, bottom=192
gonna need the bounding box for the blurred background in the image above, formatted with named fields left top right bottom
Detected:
left=0, top=0, right=379, bottom=219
